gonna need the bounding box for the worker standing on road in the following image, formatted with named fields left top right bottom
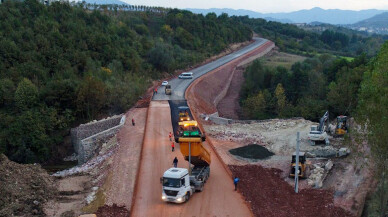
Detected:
left=234, top=177, right=240, bottom=191
left=173, top=157, right=178, bottom=168
left=132, top=118, right=135, bottom=126
left=171, top=142, right=175, bottom=152
left=169, top=132, right=172, bottom=141
left=155, top=88, right=158, bottom=94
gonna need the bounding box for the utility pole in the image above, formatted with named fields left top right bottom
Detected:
left=188, top=142, right=191, bottom=175
left=295, top=132, right=300, bottom=193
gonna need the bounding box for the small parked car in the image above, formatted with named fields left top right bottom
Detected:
left=161, top=81, right=169, bottom=86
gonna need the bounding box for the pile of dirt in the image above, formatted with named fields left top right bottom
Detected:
left=229, top=144, right=274, bottom=160
left=230, top=165, right=354, bottom=217
left=95, top=204, right=130, bottom=217
left=0, top=154, right=57, bottom=216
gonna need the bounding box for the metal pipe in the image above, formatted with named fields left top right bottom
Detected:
left=189, top=142, right=191, bottom=175
left=295, top=132, right=300, bottom=193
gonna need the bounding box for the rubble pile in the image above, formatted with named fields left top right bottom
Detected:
left=0, top=154, right=57, bottom=216
left=307, top=160, right=334, bottom=188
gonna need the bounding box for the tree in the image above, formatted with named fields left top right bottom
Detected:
left=148, top=42, right=174, bottom=71
left=0, top=78, right=15, bottom=106
left=14, top=78, right=39, bottom=111
left=243, top=92, right=267, bottom=120
left=356, top=42, right=388, bottom=217
left=76, top=76, right=106, bottom=119
left=274, top=83, right=287, bottom=117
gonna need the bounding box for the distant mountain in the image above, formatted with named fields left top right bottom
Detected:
left=187, top=8, right=292, bottom=23
left=353, top=12, right=388, bottom=28
left=82, top=0, right=129, bottom=5
left=349, top=12, right=388, bottom=34
left=187, top=7, right=387, bottom=25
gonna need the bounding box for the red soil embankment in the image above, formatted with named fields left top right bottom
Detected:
left=186, top=40, right=275, bottom=115
left=230, top=165, right=354, bottom=217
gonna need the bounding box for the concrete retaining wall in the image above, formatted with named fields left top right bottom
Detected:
left=71, top=115, right=126, bottom=164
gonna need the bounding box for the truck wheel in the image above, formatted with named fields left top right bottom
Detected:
left=185, top=193, right=190, bottom=202
left=198, top=184, right=204, bottom=192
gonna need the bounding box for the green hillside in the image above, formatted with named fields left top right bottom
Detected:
left=0, top=0, right=251, bottom=163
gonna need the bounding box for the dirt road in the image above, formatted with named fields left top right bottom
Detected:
left=131, top=101, right=252, bottom=217
left=105, top=108, right=147, bottom=209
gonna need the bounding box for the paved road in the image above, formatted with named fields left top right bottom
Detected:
left=153, top=38, right=267, bottom=101
left=131, top=101, right=252, bottom=217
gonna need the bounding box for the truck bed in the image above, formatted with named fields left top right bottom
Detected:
left=179, top=137, right=211, bottom=167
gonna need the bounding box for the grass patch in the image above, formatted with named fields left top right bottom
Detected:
left=262, top=52, right=306, bottom=69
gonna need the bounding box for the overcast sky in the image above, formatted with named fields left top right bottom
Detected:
left=123, top=0, right=388, bottom=13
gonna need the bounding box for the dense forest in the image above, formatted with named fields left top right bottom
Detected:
left=0, top=0, right=251, bottom=163
left=234, top=16, right=385, bottom=57
left=0, top=0, right=385, bottom=165
left=240, top=54, right=368, bottom=120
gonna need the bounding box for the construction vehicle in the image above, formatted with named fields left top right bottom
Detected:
left=308, top=111, right=329, bottom=145
left=165, top=84, right=171, bottom=95
left=335, top=115, right=348, bottom=137
left=161, top=124, right=210, bottom=203
left=175, top=121, right=205, bottom=142
left=289, top=151, right=307, bottom=179
left=178, top=106, right=190, bottom=122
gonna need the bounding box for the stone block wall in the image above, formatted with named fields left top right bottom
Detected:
left=71, top=115, right=126, bottom=164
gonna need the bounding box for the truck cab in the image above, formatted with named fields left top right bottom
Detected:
left=165, top=84, right=171, bottom=95
left=161, top=168, right=193, bottom=203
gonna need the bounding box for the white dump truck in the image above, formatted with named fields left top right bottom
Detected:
left=161, top=133, right=211, bottom=203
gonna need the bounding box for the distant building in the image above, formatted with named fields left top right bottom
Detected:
left=293, top=23, right=307, bottom=27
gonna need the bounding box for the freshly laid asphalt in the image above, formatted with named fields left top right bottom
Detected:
left=152, top=37, right=267, bottom=101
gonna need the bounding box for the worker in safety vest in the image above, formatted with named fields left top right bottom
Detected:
left=169, top=132, right=172, bottom=141
left=171, top=142, right=175, bottom=152
left=234, top=177, right=240, bottom=191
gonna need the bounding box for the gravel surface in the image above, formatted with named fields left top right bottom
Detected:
left=230, top=165, right=355, bottom=217
left=105, top=108, right=147, bottom=211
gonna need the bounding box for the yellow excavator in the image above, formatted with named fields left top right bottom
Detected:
left=335, top=115, right=348, bottom=137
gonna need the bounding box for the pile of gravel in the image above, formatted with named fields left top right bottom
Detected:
left=229, top=144, right=274, bottom=160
